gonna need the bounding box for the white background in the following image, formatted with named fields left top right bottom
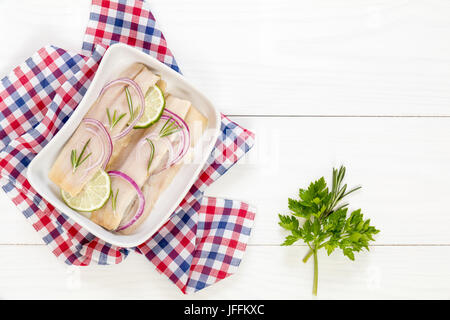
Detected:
left=1, top=0, right=450, bottom=299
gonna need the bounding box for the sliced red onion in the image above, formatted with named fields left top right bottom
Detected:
left=160, top=137, right=174, bottom=169
left=82, top=118, right=113, bottom=170
left=138, top=114, right=188, bottom=175
left=98, top=78, right=145, bottom=140
left=139, top=132, right=175, bottom=175
left=108, top=170, right=145, bottom=231
left=163, top=109, right=190, bottom=137
left=162, top=110, right=190, bottom=165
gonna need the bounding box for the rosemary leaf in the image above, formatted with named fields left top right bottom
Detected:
left=125, top=87, right=135, bottom=122
left=111, top=189, right=119, bottom=213
left=106, top=108, right=112, bottom=126
left=159, top=117, right=180, bottom=138
left=71, top=150, right=77, bottom=170
left=107, top=108, right=126, bottom=129
left=146, top=138, right=155, bottom=172
left=77, top=152, right=92, bottom=167
left=71, top=139, right=92, bottom=173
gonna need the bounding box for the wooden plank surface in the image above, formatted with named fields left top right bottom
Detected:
left=1, top=0, right=450, bottom=299
left=147, top=0, right=450, bottom=116
left=0, top=245, right=449, bottom=299
left=2, top=1, right=450, bottom=116
left=3, top=116, right=450, bottom=245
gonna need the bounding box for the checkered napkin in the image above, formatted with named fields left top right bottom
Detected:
left=0, top=0, right=255, bottom=294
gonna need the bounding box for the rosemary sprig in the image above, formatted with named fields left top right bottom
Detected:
left=146, top=138, right=155, bottom=173
left=125, top=87, right=137, bottom=122
left=107, top=108, right=126, bottom=129
left=70, top=139, right=92, bottom=173
left=159, top=117, right=180, bottom=138
left=111, top=188, right=119, bottom=213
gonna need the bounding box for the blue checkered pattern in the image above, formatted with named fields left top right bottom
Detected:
left=83, top=0, right=180, bottom=72
left=0, top=47, right=86, bottom=151
left=0, top=0, right=256, bottom=293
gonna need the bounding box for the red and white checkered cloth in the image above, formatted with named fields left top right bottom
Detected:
left=0, top=0, right=255, bottom=294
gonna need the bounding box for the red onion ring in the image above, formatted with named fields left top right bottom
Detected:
left=98, top=78, right=145, bottom=140
left=138, top=113, right=189, bottom=175
left=82, top=118, right=113, bottom=170
left=159, top=138, right=174, bottom=168
left=108, top=170, right=145, bottom=231
left=162, top=110, right=190, bottom=165
left=139, top=132, right=175, bottom=175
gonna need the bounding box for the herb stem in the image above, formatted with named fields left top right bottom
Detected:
left=303, top=249, right=314, bottom=263
left=304, top=246, right=319, bottom=295
left=313, top=249, right=318, bottom=296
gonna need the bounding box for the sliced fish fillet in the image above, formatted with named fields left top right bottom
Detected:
left=49, top=64, right=159, bottom=197
left=90, top=96, right=193, bottom=230
left=118, top=104, right=208, bottom=235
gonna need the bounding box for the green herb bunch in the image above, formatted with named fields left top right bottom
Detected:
left=278, top=166, right=379, bottom=295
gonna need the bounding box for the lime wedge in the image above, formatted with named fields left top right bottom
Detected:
left=61, top=169, right=111, bottom=212
left=134, top=85, right=165, bottom=129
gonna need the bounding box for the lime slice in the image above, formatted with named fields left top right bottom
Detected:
left=134, top=85, right=165, bottom=129
left=61, top=169, right=111, bottom=212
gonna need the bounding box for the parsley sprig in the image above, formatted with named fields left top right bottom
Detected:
left=70, top=139, right=92, bottom=173
left=278, top=166, right=379, bottom=295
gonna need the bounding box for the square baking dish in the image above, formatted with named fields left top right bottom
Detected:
left=27, top=43, right=220, bottom=247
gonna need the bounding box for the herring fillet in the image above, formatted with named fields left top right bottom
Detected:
left=48, top=64, right=159, bottom=197
left=90, top=96, right=192, bottom=230
left=107, top=79, right=167, bottom=167
left=119, top=105, right=208, bottom=235
left=48, top=63, right=143, bottom=196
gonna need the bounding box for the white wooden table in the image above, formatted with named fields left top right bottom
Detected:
left=1, top=0, right=450, bottom=299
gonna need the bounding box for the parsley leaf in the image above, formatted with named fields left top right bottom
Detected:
left=278, top=166, right=380, bottom=295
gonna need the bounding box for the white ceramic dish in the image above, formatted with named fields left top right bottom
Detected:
left=27, top=43, right=220, bottom=247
